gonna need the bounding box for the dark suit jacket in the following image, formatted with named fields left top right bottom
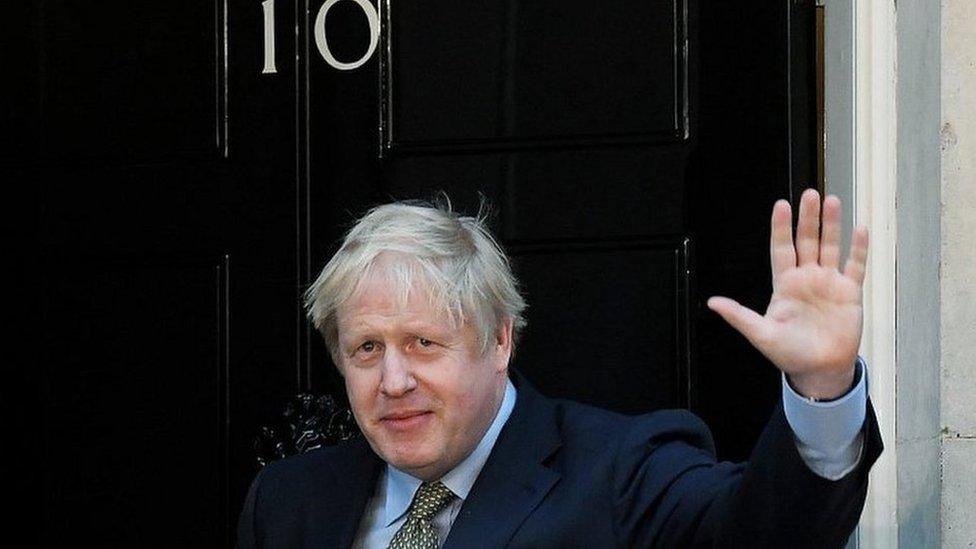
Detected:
left=237, top=373, right=882, bottom=548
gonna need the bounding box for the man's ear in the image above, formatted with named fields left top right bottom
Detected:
left=493, top=317, right=515, bottom=372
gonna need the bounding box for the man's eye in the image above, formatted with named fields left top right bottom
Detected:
left=359, top=341, right=377, bottom=353
left=418, top=338, right=432, bottom=347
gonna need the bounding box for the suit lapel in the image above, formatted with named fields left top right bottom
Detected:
left=305, top=436, right=383, bottom=549
left=444, top=374, right=562, bottom=548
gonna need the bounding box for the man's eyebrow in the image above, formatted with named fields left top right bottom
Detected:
left=337, top=322, right=376, bottom=340
left=401, top=321, right=453, bottom=337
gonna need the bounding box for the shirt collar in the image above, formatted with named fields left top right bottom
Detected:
left=381, top=379, right=518, bottom=527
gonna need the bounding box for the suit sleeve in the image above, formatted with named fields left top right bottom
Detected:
left=612, top=401, right=883, bottom=548
left=236, top=467, right=267, bottom=549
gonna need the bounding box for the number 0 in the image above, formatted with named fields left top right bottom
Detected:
left=314, top=0, right=380, bottom=71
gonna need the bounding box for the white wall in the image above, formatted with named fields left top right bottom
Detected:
left=940, top=2, right=976, bottom=547
left=850, top=0, right=899, bottom=545
left=895, top=1, right=943, bottom=546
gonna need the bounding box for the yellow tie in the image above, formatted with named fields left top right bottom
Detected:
left=388, top=481, right=456, bottom=549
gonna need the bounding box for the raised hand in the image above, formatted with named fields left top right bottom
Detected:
left=707, top=189, right=869, bottom=399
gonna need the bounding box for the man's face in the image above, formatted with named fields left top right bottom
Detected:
left=335, top=267, right=512, bottom=481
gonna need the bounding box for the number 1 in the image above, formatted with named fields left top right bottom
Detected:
left=261, top=0, right=277, bottom=74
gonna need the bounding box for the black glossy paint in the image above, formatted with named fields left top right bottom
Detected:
left=9, top=0, right=817, bottom=545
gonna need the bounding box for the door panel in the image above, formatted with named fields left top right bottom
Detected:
left=511, top=238, right=693, bottom=413
left=388, top=0, right=685, bottom=149
left=39, top=0, right=218, bottom=160
left=504, top=148, right=686, bottom=239
left=42, top=261, right=222, bottom=547
left=24, top=0, right=301, bottom=546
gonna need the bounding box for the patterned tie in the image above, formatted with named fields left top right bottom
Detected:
left=388, top=481, right=456, bottom=549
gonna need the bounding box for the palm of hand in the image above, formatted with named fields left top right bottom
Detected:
left=708, top=190, right=870, bottom=399
left=763, top=266, right=862, bottom=375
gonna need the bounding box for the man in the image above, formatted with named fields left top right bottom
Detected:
left=237, top=189, right=881, bottom=548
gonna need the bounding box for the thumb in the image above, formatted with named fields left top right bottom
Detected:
left=707, top=296, right=768, bottom=346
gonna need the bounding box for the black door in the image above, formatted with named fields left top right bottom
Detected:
left=11, top=0, right=817, bottom=546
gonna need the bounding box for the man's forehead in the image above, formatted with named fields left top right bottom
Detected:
left=345, top=273, right=437, bottom=314
left=338, top=281, right=456, bottom=332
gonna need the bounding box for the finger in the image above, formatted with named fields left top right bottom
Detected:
left=820, top=195, right=842, bottom=269
left=796, top=188, right=821, bottom=265
left=707, top=296, right=769, bottom=348
left=843, top=226, right=870, bottom=285
left=770, top=199, right=796, bottom=288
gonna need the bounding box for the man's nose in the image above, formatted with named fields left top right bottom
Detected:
left=379, top=348, right=417, bottom=397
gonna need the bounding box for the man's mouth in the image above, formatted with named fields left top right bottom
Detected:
left=380, top=410, right=433, bottom=432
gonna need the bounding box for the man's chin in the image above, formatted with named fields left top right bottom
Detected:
left=384, top=452, right=444, bottom=479
left=366, top=435, right=440, bottom=474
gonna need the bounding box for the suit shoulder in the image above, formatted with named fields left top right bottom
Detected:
left=553, top=399, right=715, bottom=454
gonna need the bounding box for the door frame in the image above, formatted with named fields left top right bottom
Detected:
left=823, top=0, right=898, bottom=545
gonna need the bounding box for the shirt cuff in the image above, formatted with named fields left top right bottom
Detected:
left=782, top=357, right=868, bottom=480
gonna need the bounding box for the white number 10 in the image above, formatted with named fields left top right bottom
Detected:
left=261, top=0, right=380, bottom=73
